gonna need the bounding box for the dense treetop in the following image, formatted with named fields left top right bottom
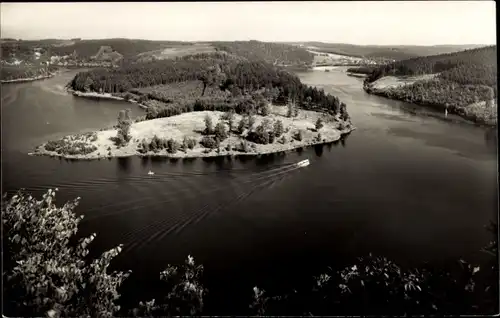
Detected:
left=1, top=65, right=58, bottom=81
left=68, top=54, right=347, bottom=119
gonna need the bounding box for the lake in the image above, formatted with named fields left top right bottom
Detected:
left=1, top=67, right=497, bottom=314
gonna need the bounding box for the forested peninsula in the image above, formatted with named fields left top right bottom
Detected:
left=33, top=50, right=353, bottom=159
left=362, top=46, right=497, bottom=126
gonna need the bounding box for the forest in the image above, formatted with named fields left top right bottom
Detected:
left=365, top=46, right=497, bottom=86
left=68, top=55, right=348, bottom=120
left=1, top=65, right=59, bottom=81
left=367, top=79, right=495, bottom=110
left=211, top=40, right=314, bottom=66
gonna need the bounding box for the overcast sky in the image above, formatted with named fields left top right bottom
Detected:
left=0, top=1, right=496, bottom=45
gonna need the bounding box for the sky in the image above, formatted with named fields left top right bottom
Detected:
left=0, top=1, right=496, bottom=45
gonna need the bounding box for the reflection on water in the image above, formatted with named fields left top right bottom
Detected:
left=315, top=144, right=324, bottom=157
left=485, top=127, right=498, bottom=151
left=117, top=157, right=132, bottom=173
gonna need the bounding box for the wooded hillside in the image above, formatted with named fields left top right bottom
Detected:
left=212, top=40, right=314, bottom=66
left=365, top=46, right=497, bottom=86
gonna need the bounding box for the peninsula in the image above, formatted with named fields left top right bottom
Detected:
left=31, top=45, right=354, bottom=160
left=31, top=107, right=354, bottom=160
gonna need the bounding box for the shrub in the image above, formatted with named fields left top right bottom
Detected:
left=273, top=120, right=284, bottom=137
left=315, top=133, right=322, bottom=142
left=294, top=130, right=303, bottom=141
left=248, top=115, right=256, bottom=130
left=260, top=103, right=271, bottom=116
left=131, top=256, right=205, bottom=316
left=115, top=109, right=132, bottom=146
left=138, top=139, right=150, bottom=153
left=315, top=118, right=324, bottom=131
left=204, top=114, right=213, bottom=135
left=150, top=135, right=161, bottom=152
left=287, top=102, right=294, bottom=118
left=247, top=126, right=271, bottom=145
left=237, top=116, right=248, bottom=134
left=200, top=136, right=217, bottom=149
left=166, top=139, right=180, bottom=154
left=183, top=136, right=197, bottom=150
left=44, top=140, right=65, bottom=152
left=214, top=122, right=228, bottom=141
left=2, top=189, right=130, bottom=317
left=238, top=140, right=250, bottom=153
left=220, top=111, right=234, bottom=121
left=124, top=93, right=134, bottom=101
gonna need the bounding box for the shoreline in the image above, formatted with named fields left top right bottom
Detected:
left=67, top=88, right=148, bottom=109
left=363, top=82, right=497, bottom=127
left=1, top=72, right=56, bottom=84
left=346, top=72, right=367, bottom=78
left=29, top=109, right=355, bottom=161
left=29, top=128, right=355, bottom=161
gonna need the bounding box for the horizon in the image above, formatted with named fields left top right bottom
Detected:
left=0, top=37, right=494, bottom=48
left=0, top=2, right=496, bottom=46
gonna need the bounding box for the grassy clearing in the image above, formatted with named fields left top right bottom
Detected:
left=33, top=106, right=353, bottom=160
left=369, top=74, right=439, bottom=90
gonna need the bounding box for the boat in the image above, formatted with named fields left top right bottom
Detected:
left=147, top=170, right=155, bottom=175
left=296, top=159, right=310, bottom=168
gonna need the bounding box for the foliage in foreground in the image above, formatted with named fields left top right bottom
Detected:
left=2, top=189, right=498, bottom=316
left=2, top=189, right=205, bottom=317
left=2, top=189, right=129, bottom=317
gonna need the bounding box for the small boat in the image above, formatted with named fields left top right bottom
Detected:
left=296, top=159, right=310, bottom=168
left=147, top=170, right=155, bottom=175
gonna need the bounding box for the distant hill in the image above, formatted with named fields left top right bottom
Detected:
left=0, top=38, right=189, bottom=61
left=1, top=39, right=314, bottom=67
left=211, top=40, right=314, bottom=66
left=285, top=42, right=488, bottom=60
left=49, top=39, right=189, bottom=60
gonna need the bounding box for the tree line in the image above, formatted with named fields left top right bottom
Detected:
left=68, top=55, right=350, bottom=119
left=211, top=40, right=314, bottom=66
left=1, top=65, right=59, bottom=81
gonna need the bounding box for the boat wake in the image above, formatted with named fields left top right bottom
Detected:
left=77, top=159, right=310, bottom=255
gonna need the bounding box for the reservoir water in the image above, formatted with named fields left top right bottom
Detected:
left=1, top=67, right=497, bottom=314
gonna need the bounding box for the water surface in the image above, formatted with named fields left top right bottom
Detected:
left=1, top=68, right=497, bottom=314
